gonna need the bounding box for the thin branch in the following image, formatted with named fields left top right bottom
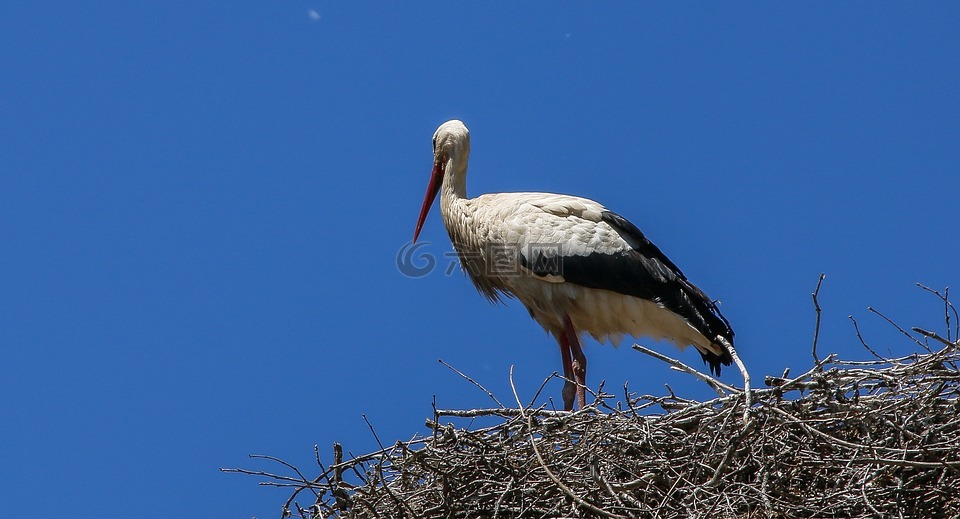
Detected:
left=528, top=371, right=559, bottom=408
left=849, top=314, right=886, bottom=361
left=917, top=283, right=959, bottom=342
left=361, top=414, right=385, bottom=452
left=631, top=343, right=734, bottom=396
left=721, top=336, right=752, bottom=425
left=812, top=273, right=826, bottom=366
left=913, top=327, right=958, bottom=349
left=439, top=358, right=506, bottom=408
left=869, top=306, right=929, bottom=352
left=434, top=407, right=574, bottom=419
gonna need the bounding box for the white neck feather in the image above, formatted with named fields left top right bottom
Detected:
left=440, top=155, right=469, bottom=226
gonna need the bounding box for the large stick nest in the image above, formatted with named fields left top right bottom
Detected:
left=228, top=289, right=960, bottom=518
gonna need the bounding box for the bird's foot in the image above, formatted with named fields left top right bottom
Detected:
left=572, top=359, right=586, bottom=409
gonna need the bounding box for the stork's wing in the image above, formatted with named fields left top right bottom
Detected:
left=513, top=203, right=734, bottom=373
left=596, top=210, right=733, bottom=338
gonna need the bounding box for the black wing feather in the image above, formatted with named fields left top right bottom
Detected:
left=520, top=210, right=734, bottom=375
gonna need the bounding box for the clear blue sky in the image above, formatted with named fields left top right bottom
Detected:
left=2, top=3, right=958, bottom=517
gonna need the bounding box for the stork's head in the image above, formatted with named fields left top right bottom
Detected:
left=414, top=120, right=470, bottom=242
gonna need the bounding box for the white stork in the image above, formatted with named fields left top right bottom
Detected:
left=414, top=120, right=734, bottom=411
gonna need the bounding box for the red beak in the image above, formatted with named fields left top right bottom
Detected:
left=413, top=161, right=444, bottom=242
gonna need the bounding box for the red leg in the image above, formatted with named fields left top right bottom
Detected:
left=564, top=315, right=587, bottom=409
left=558, top=328, right=576, bottom=411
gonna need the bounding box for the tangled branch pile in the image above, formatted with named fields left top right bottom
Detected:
left=225, top=284, right=960, bottom=518
left=232, top=338, right=960, bottom=518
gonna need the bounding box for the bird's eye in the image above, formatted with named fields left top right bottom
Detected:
left=432, top=137, right=437, bottom=151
